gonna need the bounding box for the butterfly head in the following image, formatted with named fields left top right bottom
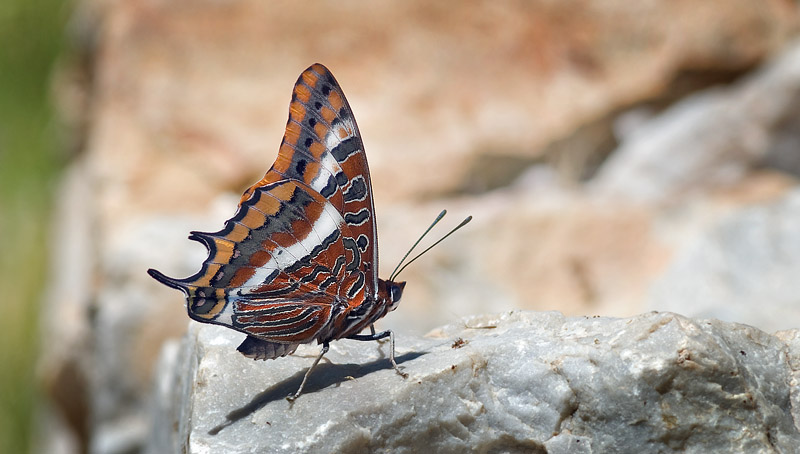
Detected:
left=379, top=279, right=406, bottom=312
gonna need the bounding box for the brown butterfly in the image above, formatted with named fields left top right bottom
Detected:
left=149, top=64, right=470, bottom=400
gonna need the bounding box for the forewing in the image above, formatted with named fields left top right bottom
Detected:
left=243, top=63, right=379, bottom=298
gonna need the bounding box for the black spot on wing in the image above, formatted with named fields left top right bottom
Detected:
left=309, top=229, right=341, bottom=260
left=281, top=228, right=340, bottom=276
left=356, top=234, right=368, bottom=253
left=318, top=275, right=337, bottom=292
left=343, top=176, right=366, bottom=202
left=317, top=255, right=346, bottom=293
left=344, top=208, right=370, bottom=226
left=346, top=272, right=365, bottom=299
left=331, top=137, right=362, bottom=162
left=282, top=255, right=311, bottom=275
left=189, top=290, right=223, bottom=316
left=342, top=237, right=361, bottom=272
left=319, top=175, right=337, bottom=198
left=295, top=159, right=307, bottom=175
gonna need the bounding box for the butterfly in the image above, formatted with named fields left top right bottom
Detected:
left=148, top=64, right=470, bottom=400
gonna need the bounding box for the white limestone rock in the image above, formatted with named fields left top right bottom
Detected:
left=648, top=188, right=800, bottom=333
left=148, top=311, right=800, bottom=453
left=591, top=39, right=800, bottom=203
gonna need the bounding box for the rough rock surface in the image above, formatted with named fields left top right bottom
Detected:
left=148, top=311, right=800, bottom=453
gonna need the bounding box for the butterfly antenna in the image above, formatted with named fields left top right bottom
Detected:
left=389, top=211, right=472, bottom=281
left=389, top=210, right=447, bottom=281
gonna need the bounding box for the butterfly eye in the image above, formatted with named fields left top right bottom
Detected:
left=389, top=282, right=406, bottom=303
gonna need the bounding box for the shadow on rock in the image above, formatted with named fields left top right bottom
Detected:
left=208, top=351, right=426, bottom=435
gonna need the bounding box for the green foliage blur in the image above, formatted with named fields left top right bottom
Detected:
left=0, top=0, right=70, bottom=452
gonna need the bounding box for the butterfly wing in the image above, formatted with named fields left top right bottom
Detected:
left=148, top=64, right=379, bottom=351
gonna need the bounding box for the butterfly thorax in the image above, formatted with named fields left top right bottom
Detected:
left=325, top=278, right=406, bottom=342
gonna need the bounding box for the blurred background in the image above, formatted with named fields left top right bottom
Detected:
left=0, top=1, right=69, bottom=453
left=3, top=0, right=800, bottom=453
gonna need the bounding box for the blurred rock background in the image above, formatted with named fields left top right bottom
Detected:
left=3, top=0, right=800, bottom=453
left=0, top=1, right=69, bottom=453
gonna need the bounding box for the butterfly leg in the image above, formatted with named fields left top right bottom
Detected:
left=347, top=330, right=409, bottom=378
left=287, top=342, right=330, bottom=402
left=369, top=324, right=389, bottom=344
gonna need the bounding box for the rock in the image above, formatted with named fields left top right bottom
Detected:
left=36, top=160, right=94, bottom=454
left=81, top=0, right=797, bottom=212
left=648, top=188, right=800, bottom=333
left=145, top=340, right=182, bottom=454
left=88, top=197, right=235, bottom=454
left=378, top=194, right=671, bottom=331
left=147, top=311, right=800, bottom=453
left=592, top=38, right=800, bottom=204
